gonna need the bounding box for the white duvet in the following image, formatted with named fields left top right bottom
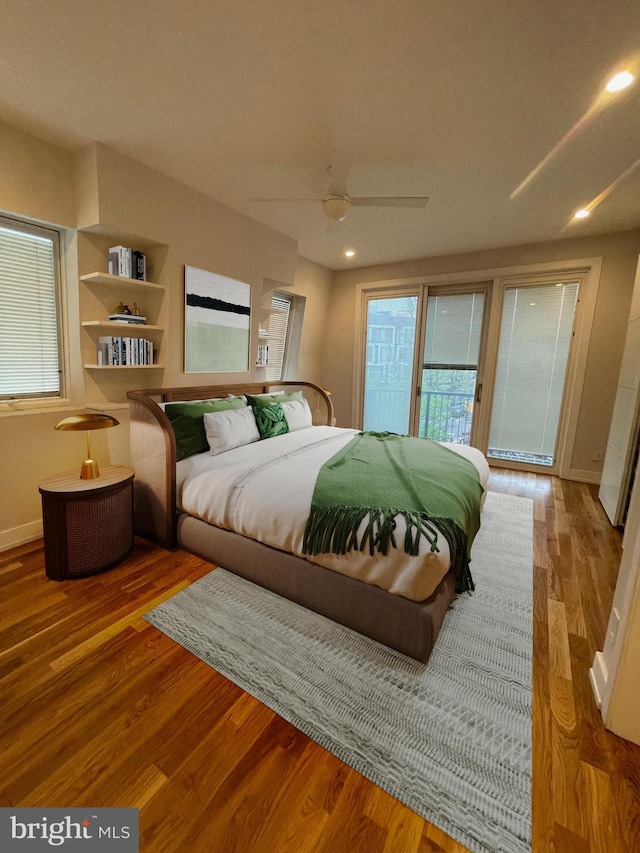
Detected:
left=177, top=426, right=490, bottom=602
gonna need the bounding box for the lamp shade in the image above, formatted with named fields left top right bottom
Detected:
left=54, top=413, right=120, bottom=479
left=54, top=414, right=119, bottom=431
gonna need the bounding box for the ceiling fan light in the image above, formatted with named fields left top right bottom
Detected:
left=323, top=196, right=351, bottom=221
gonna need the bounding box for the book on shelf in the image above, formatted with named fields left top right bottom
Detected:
left=256, top=343, right=269, bottom=367
left=97, top=336, right=154, bottom=366
left=132, top=250, right=146, bottom=281
left=107, top=246, right=146, bottom=280
left=108, top=246, right=131, bottom=277
left=108, top=313, right=147, bottom=324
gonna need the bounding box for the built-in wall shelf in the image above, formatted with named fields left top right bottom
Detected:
left=80, top=272, right=165, bottom=292
left=84, top=364, right=164, bottom=370
left=80, top=261, right=167, bottom=406
left=81, top=321, right=164, bottom=333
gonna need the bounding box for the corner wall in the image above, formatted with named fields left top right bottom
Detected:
left=80, top=143, right=300, bottom=391
left=0, top=128, right=331, bottom=550
left=290, top=257, right=333, bottom=387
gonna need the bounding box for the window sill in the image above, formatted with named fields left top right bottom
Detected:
left=0, top=398, right=74, bottom=416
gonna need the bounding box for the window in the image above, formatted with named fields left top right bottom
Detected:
left=0, top=216, right=62, bottom=400
left=265, top=292, right=292, bottom=381
left=363, top=294, right=419, bottom=434
left=419, top=291, right=486, bottom=445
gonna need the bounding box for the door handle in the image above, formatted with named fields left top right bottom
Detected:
left=475, top=383, right=483, bottom=403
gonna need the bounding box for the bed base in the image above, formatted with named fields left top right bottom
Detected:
left=178, top=514, right=455, bottom=663
left=128, top=381, right=454, bottom=663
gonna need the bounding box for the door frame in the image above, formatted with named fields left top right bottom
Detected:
left=357, top=285, right=425, bottom=435
left=482, top=270, right=590, bottom=477
left=353, top=257, right=601, bottom=478
left=410, top=281, right=491, bottom=447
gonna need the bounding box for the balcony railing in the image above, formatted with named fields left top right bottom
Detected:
left=422, top=390, right=474, bottom=444
left=364, top=387, right=474, bottom=444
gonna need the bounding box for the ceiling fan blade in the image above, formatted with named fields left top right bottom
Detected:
left=248, top=197, right=324, bottom=202
left=327, top=148, right=352, bottom=196
left=351, top=196, right=429, bottom=208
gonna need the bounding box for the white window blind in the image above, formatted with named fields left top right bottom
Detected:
left=488, top=281, right=578, bottom=465
left=265, top=293, right=291, bottom=381
left=423, top=293, right=485, bottom=366
left=0, top=219, right=61, bottom=399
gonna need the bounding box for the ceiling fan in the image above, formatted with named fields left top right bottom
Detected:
left=249, top=150, right=429, bottom=222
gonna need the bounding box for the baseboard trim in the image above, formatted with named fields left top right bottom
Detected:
left=567, top=468, right=601, bottom=484
left=0, top=520, right=43, bottom=553
left=589, top=651, right=608, bottom=710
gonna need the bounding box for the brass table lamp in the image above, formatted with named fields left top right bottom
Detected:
left=54, top=413, right=120, bottom=479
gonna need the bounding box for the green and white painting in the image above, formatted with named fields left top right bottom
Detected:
left=184, top=265, right=251, bottom=372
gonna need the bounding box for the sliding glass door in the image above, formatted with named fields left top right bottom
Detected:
left=418, top=291, right=486, bottom=445
left=363, top=294, right=419, bottom=434
left=362, top=287, right=487, bottom=442
left=487, top=280, right=579, bottom=467
left=360, top=273, right=585, bottom=473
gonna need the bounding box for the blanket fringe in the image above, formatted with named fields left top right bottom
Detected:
left=302, top=505, right=475, bottom=594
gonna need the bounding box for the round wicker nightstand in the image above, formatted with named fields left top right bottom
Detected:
left=38, top=465, right=134, bottom=581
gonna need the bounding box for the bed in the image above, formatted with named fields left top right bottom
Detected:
left=127, top=381, right=489, bottom=662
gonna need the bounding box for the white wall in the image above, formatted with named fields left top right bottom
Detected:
left=591, top=458, right=640, bottom=746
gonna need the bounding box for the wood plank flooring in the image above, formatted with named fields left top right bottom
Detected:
left=1, top=471, right=639, bottom=852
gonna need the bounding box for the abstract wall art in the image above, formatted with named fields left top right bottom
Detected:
left=184, top=265, right=251, bottom=372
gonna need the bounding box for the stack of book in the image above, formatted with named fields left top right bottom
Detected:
left=256, top=343, right=269, bottom=367
left=97, top=336, right=154, bottom=366
left=109, top=313, right=147, bottom=325
left=107, top=246, right=146, bottom=280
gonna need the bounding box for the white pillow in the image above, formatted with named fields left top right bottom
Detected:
left=280, top=398, right=313, bottom=431
left=203, top=407, right=260, bottom=455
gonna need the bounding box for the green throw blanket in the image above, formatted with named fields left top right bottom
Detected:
left=302, top=431, right=484, bottom=594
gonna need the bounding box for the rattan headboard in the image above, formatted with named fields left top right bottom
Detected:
left=127, top=381, right=334, bottom=549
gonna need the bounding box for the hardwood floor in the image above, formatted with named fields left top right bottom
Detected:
left=1, top=471, right=639, bottom=852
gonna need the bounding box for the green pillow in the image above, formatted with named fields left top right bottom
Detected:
left=252, top=403, right=290, bottom=439
left=165, top=397, right=247, bottom=460
left=246, top=390, right=304, bottom=408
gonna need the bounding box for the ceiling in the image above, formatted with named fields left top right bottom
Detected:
left=1, top=0, right=640, bottom=270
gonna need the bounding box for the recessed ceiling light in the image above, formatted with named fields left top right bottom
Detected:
left=344, top=250, right=355, bottom=257
left=606, top=71, right=635, bottom=92
left=574, top=209, right=590, bottom=219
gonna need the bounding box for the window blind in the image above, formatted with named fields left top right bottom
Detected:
left=0, top=220, right=61, bottom=399
left=488, top=281, right=578, bottom=464
left=265, top=293, right=291, bottom=381
left=423, top=292, right=485, bottom=366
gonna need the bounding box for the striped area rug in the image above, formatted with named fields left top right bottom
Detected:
left=145, top=491, right=533, bottom=853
